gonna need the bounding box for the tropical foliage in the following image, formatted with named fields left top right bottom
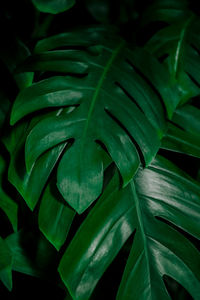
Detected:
left=0, top=0, right=200, bottom=299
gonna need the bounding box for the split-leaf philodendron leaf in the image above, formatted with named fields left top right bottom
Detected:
left=58, top=156, right=200, bottom=299
left=1, top=1, right=200, bottom=299
left=146, top=15, right=200, bottom=104
left=10, top=27, right=179, bottom=214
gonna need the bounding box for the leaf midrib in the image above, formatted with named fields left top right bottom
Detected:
left=173, top=15, right=194, bottom=78
left=131, top=181, right=153, bottom=300
left=81, top=41, right=125, bottom=144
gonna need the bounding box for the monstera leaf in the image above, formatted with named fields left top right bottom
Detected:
left=145, top=14, right=200, bottom=104
left=162, top=103, right=200, bottom=158
left=58, top=171, right=136, bottom=300
left=117, top=156, right=200, bottom=300
left=58, top=155, right=200, bottom=299
left=10, top=27, right=179, bottom=214
left=4, top=113, right=68, bottom=211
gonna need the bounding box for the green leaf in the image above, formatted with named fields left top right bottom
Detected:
left=38, top=178, right=75, bottom=251
left=162, top=104, right=200, bottom=158
left=0, top=38, right=33, bottom=90
left=32, top=0, right=75, bottom=14
left=58, top=172, right=136, bottom=300
left=142, top=0, right=190, bottom=25
left=0, top=91, right=10, bottom=130
left=0, top=154, right=18, bottom=232
left=85, top=0, right=110, bottom=23
left=0, top=237, right=13, bottom=291
left=5, top=230, right=59, bottom=281
left=4, top=113, right=67, bottom=211
left=117, top=156, right=200, bottom=299
left=145, top=15, right=200, bottom=104
left=10, top=27, right=177, bottom=213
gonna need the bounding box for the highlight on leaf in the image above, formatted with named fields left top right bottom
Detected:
left=10, top=27, right=177, bottom=213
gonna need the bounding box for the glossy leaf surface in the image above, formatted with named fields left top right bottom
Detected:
left=117, top=156, right=200, bottom=299
left=146, top=15, right=200, bottom=104
left=58, top=173, right=136, bottom=299
left=38, top=179, right=75, bottom=251
left=4, top=114, right=67, bottom=211
left=10, top=28, right=178, bottom=213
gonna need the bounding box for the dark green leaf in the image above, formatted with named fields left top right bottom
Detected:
left=142, top=0, right=190, bottom=25
left=38, top=179, right=75, bottom=251
left=0, top=38, right=33, bottom=90
left=4, top=113, right=67, bottom=211
left=32, top=0, right=75, bottom=14
left=0, top=154, right=18, bottom=232
left=145, top=16, right=200, bottom=104
left=0, top=237, right=13, bottom=291
left=117, top=156, right=200, bottom=299
left=5, top=230, right=59, bottom=280
left=0, top=92, right=10, bottom=130
left=58, top=173, right=136, bottom=299
left=162, top=104, right=200, bottom=158
left=10, top=28, right=177, bottom=213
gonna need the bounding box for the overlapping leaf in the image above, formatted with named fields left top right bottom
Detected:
left=59, top=155, right=200, bottom=299
left=117, top=156, right=200, bottom=300
left=38, top=177, right=75, bottom=251
left=0, top=154, right=18, bottom=232
left=58, top=172, right=136, bottom=300
left=4, top=113, right=68, bottom=211
left=10, top=27, right=178, bottom=214
left=145, top=15, right=200, bottom=104
left=162, top=103, right=200, bottom=158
